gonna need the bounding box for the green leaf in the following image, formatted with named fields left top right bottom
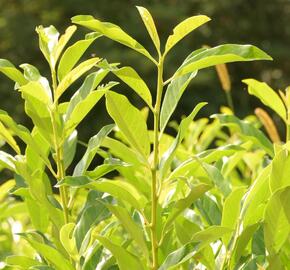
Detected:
left=213, top=114, right=274, bottom=156
left=59, top=176, right=147, bottom=211
left=0, top=58, right=28, bottom=85
left=21, top=233, right=74, bottom=270
left=86, top=158, right=130, bottom=180
left=6, top=256, right=42, bottom=269
left=0, top=151, right=16, bottom=171
left=73, top=124, right=114, bottom=176
left=106, top=91, right=150, bottom=158
left=106, top=204, right=149, bottom=258
left=75, top=190, right=111, bottom=250
left=63, top=130, right=77, bottom=169
left=60, top=223, right=78, bottom=258
left=243, top=79, right=286, bottom=121
left=55, top=57, right=100, bottom=100
left=159, top=226, right=232, bottom=270
left=136, top=6, right=160, bottom=53
left=230, top=223, right=260, bottom=268
left=195, top=195, right=221, bottom=226
left=164, top=15, right=210, bottom=55
left=71, top=15, right=155, bottom=63
left=160, top=102, right=207, bottom=178
left=173, top=44, right=272, bottom=78
left=96, top=235, right=146, bottom=270
left=54, top=25, right=77, bottom=63
left=0, top=121, right=21, bottom=154
left=58, top=33, right=100, bottom=81
left=270, top=149, right=290, bottom=193
left=160, top=71, right=197, bottom=134
left=36, top=25, right=59, bottom=67
left=221, top=187, right=246, bottom=246
left=163, top=183, right=211, bottom=234
left=264, top=187, right=290, bottom=254
left=0, top=110, right=51, bottom=166
left=241, top=165, right=271, bottom=227
left=64, top=89, right=106, bottom=137
left=112, top=66, right=152, bottom=109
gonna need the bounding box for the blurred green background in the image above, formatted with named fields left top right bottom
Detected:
left=0, top=0, right=289, bottom=145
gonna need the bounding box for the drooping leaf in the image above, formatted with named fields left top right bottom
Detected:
left=71, top=15, right=155, bottom=63
left=136, top=6, right=160, bottom=53
left=21, top=233, right=74, bottom=270
left=106, top=91, right=150, bottom=158
left=58, top=176, right=147, bottom=211
left=0, top=121, right=20, bottom=154
left=0, top=58, right=28, bottom=85
left=243, top=79, right=286, bottom=122
left=173, top=44, right=272, bottom=78
left=112, top=66, right=152, bottom=109
left=164, top=15, right=210, bottom=55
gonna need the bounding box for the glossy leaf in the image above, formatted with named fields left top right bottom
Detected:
left=160, top=72, right=197, bottom=134
left=173, top=44, right=272, bottom=78
left=136, top=6, right=160, bottom=52
left=106, top=91, right=150, bottom=158
left=243, top=79, right=286, bottom=121
left=55, top=57, right=100, bottom=100
left=112, top=66, right=152, bottom=109
left=164, top=15, right=210, bottom=55
left=58, top=33, right=100, bottom=81
left=71, top=15, right=155, bottom=63
left=54, top=25, right=77, bottom=62
left=0, top=58, right=28, bottom=85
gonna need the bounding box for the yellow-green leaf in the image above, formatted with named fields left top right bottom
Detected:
left=164, top=15, right=211, bottom=55
left=136, top=6, right=160, bottom=53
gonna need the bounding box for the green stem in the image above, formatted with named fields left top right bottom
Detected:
left=150, top=56, right=164, bottom=270
left=51, top=68, right=69, bottom=224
